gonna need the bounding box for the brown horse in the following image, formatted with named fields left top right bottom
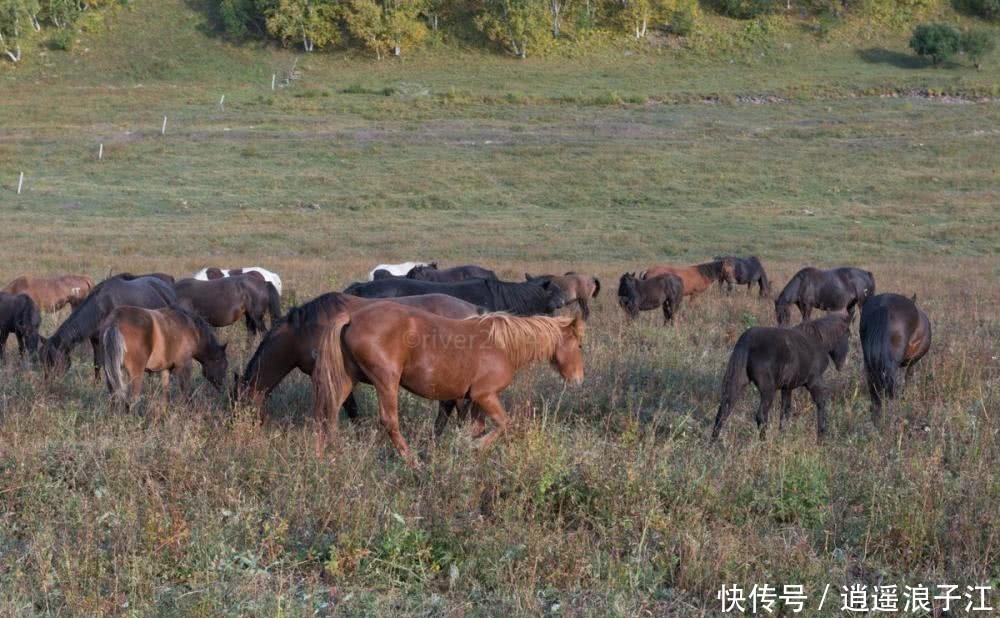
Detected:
left=174, top=275, right=281, bottom=336
left=313, top=300, right=586, bottom=465
left=0, top=292, right=42, bottom=361
left=236, top=292, right=486, bottom=427
left=3, top=274, right=93, bottom=312
left=642, top=259, right=735, bottom=299
left=524, top=272, right=601, bottom=319
left=100, top=306, right=228, bottom=406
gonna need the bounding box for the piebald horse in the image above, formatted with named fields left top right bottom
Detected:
left=193, top=266, right=283, bottom=296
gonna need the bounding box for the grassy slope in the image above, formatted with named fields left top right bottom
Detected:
left=0, top=1, right=999, bottom=616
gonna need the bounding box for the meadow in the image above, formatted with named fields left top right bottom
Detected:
left=1, top=1, right=999, bottom=615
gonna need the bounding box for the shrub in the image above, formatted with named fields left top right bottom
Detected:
left=48, top=29, right=75, bottom=51
left=669, top=2, right=699, bottom=36
left=960, top=28, right=995, bottom=68
left=956, top=0, right=1000, bottom=20
left=909, top=22, right=961, bottom=65
left=713, top=0, right=777, bottom=20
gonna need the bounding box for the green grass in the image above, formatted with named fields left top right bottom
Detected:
left=0, top=0, right=999, bottom=616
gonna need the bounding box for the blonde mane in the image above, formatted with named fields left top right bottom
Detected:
left=473, top=313, right=581, bottom=367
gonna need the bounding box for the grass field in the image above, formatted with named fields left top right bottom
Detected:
left=1, top=1, right=999, bottom=616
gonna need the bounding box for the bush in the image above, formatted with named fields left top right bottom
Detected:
left=713, top=0, right=777, bottom=19
left=669, top=2, right=698, bottom=36
left=956, top=0, right=1000, bottom=20
left=960, top=28, right=995, bottom=68
left=909, top=22, right=961, bottom=65
left=48, top=29, right=75, bottom=51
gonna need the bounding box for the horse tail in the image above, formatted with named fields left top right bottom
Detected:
left=591, top=277, right=601, bottom=298
left=311, top=305, right=353, bottom=426
left=101, top=325, right=128, bottom=403
left=712, top=331, right=751, bottom=439
left=861, top=305, right=898, bottom=402
left=265, top=282, right=282, bottom=324
left=756, top=262, right=771, bottom=297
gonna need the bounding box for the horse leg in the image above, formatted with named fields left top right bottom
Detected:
left=578, top=297, right=590, bottom=321
left=434, top=400, right=456, bottom=437
left=373, top=382, right=416, bottom=466
left=662, top=300, right=673, bottom=325
left=471, top=393, right=510, bottom=451
left=91, top=336, right=102, bottom=382
left=807, top=381, right=829, bottom=440
left=14, top=331, right=24, bottom=359
left=175, top=362, right=193, bottom=401
left=799, top=304, right=811, bottom=323
left=778, top=387, right=793, bottom=432
left=868, top=379, right=884, bottom=428
left=0, top=329, right=8, bottom=363
left=755, top=385, right=775, bottom=440
left=343, top=390, right=360, bottom=420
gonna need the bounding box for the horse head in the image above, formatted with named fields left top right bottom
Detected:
left=617, top=273, right=640, bottom=317
left=552, top=315, right=585, bottom=386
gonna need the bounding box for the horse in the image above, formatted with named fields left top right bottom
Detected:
left=642, top=259, right=735, bottom=299
left=711, top=314, right=851, bottom=441
left=312, top=299, right=586, bottom=465
left=860, top=293, right=931, bottom=425
left=342, top=277, right=566, bottom=316
left=193, top=266, right=282, bottom=296
left=407, top=264, right=498, bottom=282
left=775, top=267, right=875, bottom=325
left=41, top=274, right=178, bottom=378
left=368, top=261, right=435, bottom=280
left=100, top=306, right=228, bottom=406
left=372, top=269, right=398, bottom=280
left=714, top=256, right=770, bottom=297
left=236, top=292, right=485, bottom=429
left=2, top=274, right=94, bottom=312
left=524, top=272, right=601, bottom=319
left=617, top=272, right=683, bottom=325
left=173, top=275, right=281, bottom=336
left=0, top=293, right=42, bottom=362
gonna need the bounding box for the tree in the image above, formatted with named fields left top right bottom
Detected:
left=548, top=0, right=572, bottom=37
left=265, top=0, right=342, bottom=52
left=960, top=28, right=994, bottom=69
left=344, top=0, right=426, bottom=59
left=0, top=0, right=40, bottom=62
left=475, top=0, right=549, bottom=58
left=909, top=22, right=961, bottom=65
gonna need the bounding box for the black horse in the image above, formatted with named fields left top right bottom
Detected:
left=0, top=292, right=42, bottom=362
left=775, top=267, right=875, bottom=325
left=343, top=277, right=565, bottom=315
left=711, top=314, right=851, bottom=440
left=715, top=256, right=770, bottom=297
left=860, top=293, right=931, bottom=425
left=407, top=264, right=498, bottom=282
left=617, top=272, right=683, bottom=325
left=41, top=274, right=177, bottom=377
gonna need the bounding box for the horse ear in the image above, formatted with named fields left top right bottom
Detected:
left=524, top=273, right=532, bottom=281
left=429, top=262, right=438, bottom=269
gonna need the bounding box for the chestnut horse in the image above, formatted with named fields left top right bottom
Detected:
left=0, top=292, right=42, bottom=361
left=236, top=292, right=485, bottom=428
left=711, top=314, right=851, bottom=441
left=617, top=272, right=683, bottom=324
left=3, top=274, right=93, bottom=312
left=642, top=259, right=735, bottom=299
left=313, top=300, right=586, bottom=465
left=775, top=267, right=875, bottom=325
left=860, top=293, right=931, bottom=425
left=524, top=272, right=601, bottom=319
left=100, top=306, right=228, bottom=406
left=174, top=275, right=281, bottom=336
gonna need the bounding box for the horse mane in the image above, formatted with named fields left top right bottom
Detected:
left=49, top=284, right=105, bottom=348
left=485, top=279, right=545, bottom=314
left=286, top=292, right=344, bottom=330
left=795, top=314, right=849, bottom=348
left=475, top=313, right=575, bottom=367
left=175, top=305, right=221, bottom=347
left=776, top=271, right=804, bottom=305
left=695, top=260, right=725, bottom=278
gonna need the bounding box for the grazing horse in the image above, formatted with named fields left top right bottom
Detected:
left=371, top=269, right=398, bottom=280
left=100, top=306, right=228, bottom=406
left=312, top=300, right=586, bottom=465
left=3, top=274, right=94, bottom=312
left=0, top=293, right=42, bottom=361
left=617, top=272, right=683, bottom=324
left=714, top=256, right=770, bottom=297
left=41, top=274, right=177, bottom=378
left=236, top=292, right=485, bottom=427
left=775, top=267, right=875, bottom=325
left=193, top=266, right=282, bottom=296
left=368, top=261, right=434, bottom=280
left=343, top=277, right=566, bottom=316
left=860, top=293, right=931, bottom=425
left=173, top=275, right=281, bottom=336
left=711, top=314, right=851, bottom=441
left=407, top=264, right=498, bottom=282
left=642, top=259, right=735, bottom=299
left=524, top=272, right=601, bottom=319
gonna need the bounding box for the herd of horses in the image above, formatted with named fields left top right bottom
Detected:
left=0, top=258, right=931, bottom=466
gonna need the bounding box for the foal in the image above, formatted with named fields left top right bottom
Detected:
left=100, top=306, right=228, bottom=407
left=617, top=272, right=683, bottom=324
left=711, top=314, right=851, bottom=440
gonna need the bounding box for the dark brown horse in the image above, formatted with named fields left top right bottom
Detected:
left=100, top=306, right=228, bottom=406
left=235, top=292, right=485, bottom=426
left=524, top=272, right=601, bottom=319
left=174, top=275, right=281, bottom=336
left=643, top=259, right=735, bottom=299
left=860, top=293, right=931, bottom=425
left=617, top=272, right=683, bottom=324
left=711, top=314, right=851, bottom=441
left=3, top=274, right=94, bottom=312
left=0, top=292, right=42, bottom=361
left=313, top=300, right=586, bottom=465
left=41, top=274, right=178, bottom=378
left=714, top=256, right=770, bottom=297
left=343, top=277, right=566, bottom=316
left=407, top=264, right=498, bottom=282
left=775, top=267, right=875, bottom=325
